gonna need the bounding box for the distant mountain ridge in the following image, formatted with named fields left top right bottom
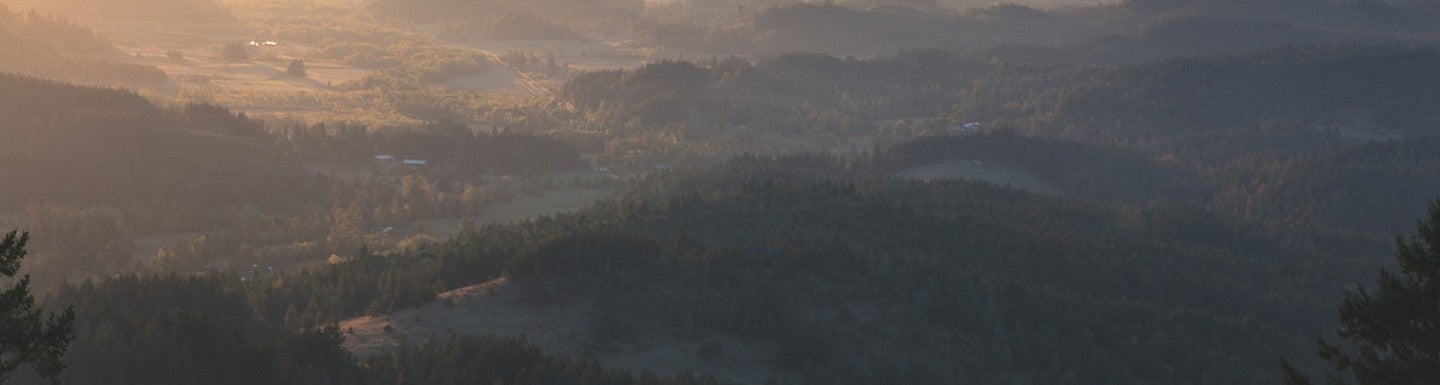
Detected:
left=977, top=15, right=1409, bottom=64
left=1112, top=0, right=1440, bottom=33
left=634, top=0, right=1439, bottom=59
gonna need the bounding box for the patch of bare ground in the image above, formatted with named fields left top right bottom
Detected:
left=340, top=278, right=778, bottom=385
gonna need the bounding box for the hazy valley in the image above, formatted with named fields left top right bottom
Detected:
left=0, top=0, right=1438, bottom=384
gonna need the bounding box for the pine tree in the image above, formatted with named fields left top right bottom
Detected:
left=0, top=230, right=75, bottom=383
left=1284, top=198, right=1440, bottom=384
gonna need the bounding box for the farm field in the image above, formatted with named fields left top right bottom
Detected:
left=70, top=6, right=551, bottom=126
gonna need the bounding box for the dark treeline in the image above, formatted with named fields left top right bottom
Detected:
left=366, top=336, right=724, bottom=385
left=20, top=274, right=715, bottom=385
left=39, top=154, right=1382, bottom=384
left=37, top=276, right=362, bottom=385
left=872, top=132, right=1440, bottom=235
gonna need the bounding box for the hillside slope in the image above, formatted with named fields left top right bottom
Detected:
left=0, top=5, right=166, bottom=84
left=0, top=74, right=304, bottom=214
left=296, top=155, right=1392, bottom=384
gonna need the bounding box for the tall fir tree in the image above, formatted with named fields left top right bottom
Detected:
left=1284, top=198, right=1440, bottom=384
left=0, top=231, right=75, bottom=383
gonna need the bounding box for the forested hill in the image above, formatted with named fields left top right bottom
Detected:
left=0, top=73, right=315, bottom=285
left=631, top=0, right=1433, bottom=59
left=1222, top=137, right=1440, bottom=234
left=978, top=16, right=1405, bottom=65
left=561, top=46, right=1440, bottom=159
left=636, top=3, right=1098, bottom=56
left=553, top=46, right=1440, bottom=236
left=958, top=45, right=1440, bottom=234
left=30, top=275, right=723, bottom=385
left=0, top=73, right=306, bottom=215
left=28, top=154, right=1392, bottom=384
left=1113, top=0, right=1440, bottom=35
left=0, top=5, right=167, bottom=84
left=0, top=72, right=588, bottom=291
left=996, top=45, right=1440, bottom=147
left=877, top=133, right=1440, bottom=235
left=0, top=72, right=584, bottom=221
left=558, top=45, right=1440, bottom=163
left=872, top=132, right=1209, bottom=205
